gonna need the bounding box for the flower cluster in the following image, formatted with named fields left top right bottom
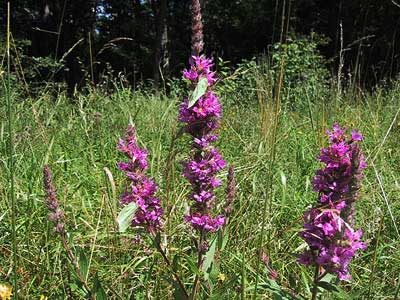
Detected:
left=298, top=123, right=367, bottom=280
left=179, top=55, right=226, bottom=232
left=117, top=125, right=163, bottom=233
left=183, top=56, right=216, bottom=86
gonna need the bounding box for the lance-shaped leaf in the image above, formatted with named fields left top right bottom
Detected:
left=202, top=235, right=217, bottom=281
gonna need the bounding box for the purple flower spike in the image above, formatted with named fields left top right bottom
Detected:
left=43, top=165, right=65, bottom=233
left=179, top=55, right=226, bottom=233
left=117, top=125, right=163, bottom=233
left=298, top=123, right=367, bottom=281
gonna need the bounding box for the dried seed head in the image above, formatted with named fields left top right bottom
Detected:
left=43, top=165, right=65, bottom=233
left=191, top=0, right=204, bottom=56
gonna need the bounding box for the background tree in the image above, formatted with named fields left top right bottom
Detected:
left=1, top=0, right=400, bottom=90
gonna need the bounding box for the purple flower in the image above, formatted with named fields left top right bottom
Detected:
left=326, top=123, right=347, bottom=143
left=193, top=134, right=218, bottom=148
left=183, top=56, right=217, bottom=86
left=184, top=214, right=225, bottom=232
left=351, top=130, right=363, bottom=142
left=298, top=123, right=367, bottom=280
left=179, top=55, right=226, bottom=233
left=117, top=125, right=163, bottom=233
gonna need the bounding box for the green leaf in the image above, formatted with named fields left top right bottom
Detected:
left=217, top=229, right=229, bottom=251
left=79, top=249, right=89, bottom=278
left=332, top=288, right=353, bottom=300
left=188, top=77, right=208, bottom=108
left=245, top=280, right=293, bottom=300
left=202, top=236, right=217, bottom=281
left=154, top=232, right=161, bottom=246
left=117, top=202, right=137, bottom=232
left=70, top=282, right=79, bottom=293
left=172, top=279, right=187, bottom=300
left=172, top=254, right=180, bottom=272
left=317, top=281, right=340, bottom=292
left=186, top=255, right=200, bottom=276
left=209, top=261, right=220, bottom=282
left=93, top=273, right=107, bottom=300
left=132, top=256, right=149, bottom=271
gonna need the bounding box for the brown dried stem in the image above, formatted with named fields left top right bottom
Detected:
left=191, top=0, right=204, bottom=56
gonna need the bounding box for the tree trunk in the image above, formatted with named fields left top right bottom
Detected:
left=55, top=0, right=97, bottom=92
left=160, top=0, right=169, bottom=76
left=152, top=0, right=169, bottom=90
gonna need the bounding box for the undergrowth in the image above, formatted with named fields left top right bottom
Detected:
left=0, top=72, right=399, bottom=299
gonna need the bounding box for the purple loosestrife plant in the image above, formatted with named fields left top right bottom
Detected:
left=117, top=125, right=163, bottom=234
left=116, top=125, right=189, bottom=298
left=298, top=123, right=367, bottom=298
left=179, top=55, right=228, bottom=299
left=179, top=55, right=226, bottom=234
left=43, top=166, right=95, bottom=300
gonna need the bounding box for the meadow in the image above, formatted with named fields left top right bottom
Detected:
left=1, top=66, right=400, bottom=299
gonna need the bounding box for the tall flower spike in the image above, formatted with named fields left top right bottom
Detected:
left=298, top=123, right=367, bottom=281
left=191, top=0, right=204, bottom=56
left=179, top=55, right=226, bottom=233
left=42, top=166, right=95, bottom=299
left=117, top=125, right=163, bottom=234
left=43, top=165, right=65, bottom=233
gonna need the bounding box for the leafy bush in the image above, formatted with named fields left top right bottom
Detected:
left=271, top=35, right=331, bottom=110
left=215, top=57, right=266, bottom=106
left=271, top=35, right=329, bottom=86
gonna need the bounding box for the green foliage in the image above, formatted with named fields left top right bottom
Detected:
left=214, top=36, right=330, bottom=109
left=0, top=76, right=399, bottom=298
left=216, top=57, right=263, bottom=106
left=1, top=0, right=400, bottom=89
left=271, top=35, right=331, bottom=110
left=216, top=38, right=329, bottom=110
left=0, top=37, right=67, bottom=94
left=271, top=35, right=329, bottom=86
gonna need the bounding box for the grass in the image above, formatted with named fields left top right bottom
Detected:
left=4, top=3, right=18, bottom=299
left=0, top=75, right=399, bottom=299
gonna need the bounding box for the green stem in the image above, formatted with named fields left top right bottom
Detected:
left=394, top=273, right=400, bottom=300
left=367, top=215, right=383, bottom=299
left=152, top=236, right=189, bottom=299
left=311, top=265, right=320, bottom=300
left=6, top=3, right=18, bottom=299
left=60, top=232, right=95, bottom=300
left=190, top=230, right=205, bottom=300
left=240, top=248, right=246, bottom=300
left=311, top=266, right=328, bottom=300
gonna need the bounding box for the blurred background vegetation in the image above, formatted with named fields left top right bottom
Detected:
left=0, top=0, right=399, bottom=93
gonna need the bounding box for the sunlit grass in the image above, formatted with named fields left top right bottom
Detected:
left=0, top=79, right=399, bottom=298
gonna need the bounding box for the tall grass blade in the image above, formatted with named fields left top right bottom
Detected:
left=5, top=3, right=18, bottom=298
left=253, top=43, right=285, bottom=300
left=373, top=165, right=400, bottom=238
